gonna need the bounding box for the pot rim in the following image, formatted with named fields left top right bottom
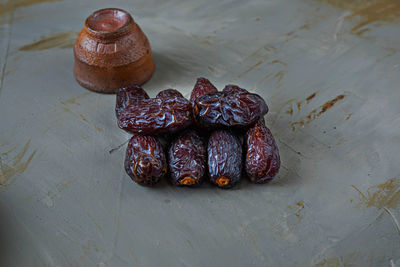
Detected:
left=84, top=8, right=134, bottom=39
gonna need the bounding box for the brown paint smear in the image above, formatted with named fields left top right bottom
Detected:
left=291, top=94, right=345, bottom=131
left=0, top=140, right=37, bottom=188
left=285, top=92, right=317, bottom=117
left=317, top=0, right=400, bottom=33
left=313, top=252, right=357, bottom=267
left=59, top=92, right=91, bottom=106
left=287, top=201, right=305, bottom=222
left=351, top=178, right=400, bottom=209
left=19, top=31, right=77, bottom=51
left=0, top=0, right=60, bottom=17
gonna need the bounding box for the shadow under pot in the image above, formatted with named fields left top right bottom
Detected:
left=73, top=8, right=155, bottom=93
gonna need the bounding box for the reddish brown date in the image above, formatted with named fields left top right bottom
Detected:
left=190, top=77, right=218, bottom=105
left=193, top=91, right=268, bottom=129
left=208, top=130, right=242, bottom=188
left=245, top=121, right=280, bottom=183
left=156, top=89, right=184, bottom=99
left=125, top=135, right=167, bottom=186
left=115, top=85, right=149, bottom=119
left=118, top=97, right=193, bottom=135
left=168, top=130, right=206, bottom=186
left=222, top=84, right=248, bottom=94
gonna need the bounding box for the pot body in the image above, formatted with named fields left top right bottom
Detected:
left=73, top=8, right=155, bottom=93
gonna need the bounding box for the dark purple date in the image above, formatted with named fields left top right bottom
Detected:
left=125, top=135, right=167, bottom=186
left=222, top=84, right=249, bottom=94
left=190, top=77, right=218, bottom=105
left=156, top=89, right=184, bottom=99
left=118, top=97, right=193, bottom=135
left=115, top=85, right=149, bottom=119
left=193, top=91, right=268, bottom=129
left=245, top=121, right=280, bottom=183
left=208, top=130, right=242, bottom=188
left=168, top=130, right=207, bottom=186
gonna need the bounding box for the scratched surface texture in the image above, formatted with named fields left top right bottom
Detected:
left=0, top=0, right=400, bottom=266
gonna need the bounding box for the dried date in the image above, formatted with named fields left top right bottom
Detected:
left=125, top=135, right=167, bottom=186
left=118, top=97, right=193, bottom=135
left=208, top=130, right=242, bottom=188
left=168, top=130, right=206, bottom=186
left=193, top=91, right=268, bottom=129
left=190, top=77, right=218, bottom=105
left=156, top=89, right=184, bottom=99
left=245, top=121, right=280, bottom=183
left=115, top=85, right=149, bottom=119
left=222, top=84, right=248, bottom=94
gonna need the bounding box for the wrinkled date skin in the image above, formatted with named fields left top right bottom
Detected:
left=156, top=89, right=184, bottom=99
left=222, top=84, right=249, bottom=94
left=190, top=77, right=218, bottom=105
left=168, top=130, right=207, bottom=186
left=208, top=130, right=242, bottom=188
left=115, top=85, right=149, bottom=119
left=118, top=97, right=193, bottom=135
left=125, top=135, right=167, bottom=186
left=193, top=91, right=268, bottom=129
left=245, top=121, right=280, bottom=183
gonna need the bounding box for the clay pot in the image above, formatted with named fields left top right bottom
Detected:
left=73, top=8, right=155, bottom=93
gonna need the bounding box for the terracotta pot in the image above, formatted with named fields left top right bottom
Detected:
left=73, top=8, right=155, bottom=93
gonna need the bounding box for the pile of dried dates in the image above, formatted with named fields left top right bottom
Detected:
left=115, top=78, right=280, bottom=189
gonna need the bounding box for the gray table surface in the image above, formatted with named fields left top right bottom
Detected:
left=1, top=0, right=400, bottom=266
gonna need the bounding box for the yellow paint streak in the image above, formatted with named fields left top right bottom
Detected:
left=0, top=140, right=37, bottom=188
left=87, top=212, right=104, bottom=234
left=355, top=28, right=371, bottom=36
left=306, top=92, right=317, bottom=103
left=313, top=252, right=357, bottom=267
left=199, top=40, right=212, bottom=45
left=40, top=179, right=74, bottom=203
left=286, top=106, right=293, bottom=116
left=300, top=24, right=310, bottom=30
left=129, top=248, right=139, bottom=264
left=296, top=101, right=302, bottom=111
left=186, top=239, right=194, bottom=249
left=0, top=0, right=60, bottom=17
left=317, top=0, right=400, bottom=33
left=289, top=201, right=305, bottom=222
left=264, top=45, right=277, bottom=53
left=240, top=224, right=263, bottom=259
left=237, top=60, right=263, bottom=79
left=273, top=71, right=285, bottom=83
left=19, top=31, right=77, bottom=51
left=270, top=59, right=287, bottom=66
left=291, top=94, right=346, bottom=131
left=314, top=257, right=341, bottom=267
left=351, top=178, right=400, bottom=209
left=79, top=114, right=89, bottom=123
left=296, top=201, right=305, bottom=209
left=60, top=92, right=91, bottom=106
